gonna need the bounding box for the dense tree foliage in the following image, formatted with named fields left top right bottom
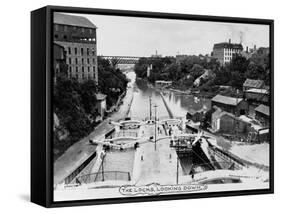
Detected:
left=97, top=57, right=129, bottom=106
left=53, top=58, right=128, bottom=159
left=53, top=76, right=97, bottom=159
left=134, top=53, right=270, bottom=91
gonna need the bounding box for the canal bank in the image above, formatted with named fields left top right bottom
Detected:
left=54, top=84, right=135, bottom=186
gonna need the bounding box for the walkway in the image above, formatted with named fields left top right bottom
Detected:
left=133, top=124, right=184, bottom=185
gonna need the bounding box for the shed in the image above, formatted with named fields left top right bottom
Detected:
left=211, top=94, right=248, bottom=116
left=255, top=104, right=270, bottom=126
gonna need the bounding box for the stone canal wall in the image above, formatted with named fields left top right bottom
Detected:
left=160, top=92, right=174, bottom=118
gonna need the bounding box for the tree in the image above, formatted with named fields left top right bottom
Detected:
left=80, top=80, right=98, bottom=115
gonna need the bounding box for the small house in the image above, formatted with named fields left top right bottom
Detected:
left=244, top=88, right=269, bottom=103
left=95, top=93, right=107, bottom=120
left=255, top=104, right=270, bottom=126
left=211, top=94, right=248, bottom=116
left=243, top=79, right=265, bottom=91
left=186, top=109, right=205, bottom=122
left=211, top=107, right=251, bottom=134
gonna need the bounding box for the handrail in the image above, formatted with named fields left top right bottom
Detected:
left=76, top=171, right=131, bottom=184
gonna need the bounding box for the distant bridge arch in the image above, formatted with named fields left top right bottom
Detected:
left=99, top=55, right=163, bottom=66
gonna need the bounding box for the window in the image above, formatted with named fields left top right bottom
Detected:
left=81, top=48, right=84, bottom=55
left=82, top=58, right=84, bottom=64
left=55, top=25, right=59, bottom=31
left=89, top=29, right=92, bottom=34
left=82, top=67, right=84, bottom=73
left=68, top=47, right=71, bottom=54
left=87, top=58, right=89, bottom=64
left=69, top=58, right=71, bottom=64
left=76, top=67, right=78, bottom=73
left=75, top=58, right=78, bottom=64
left=64, top=26, right=67, bottom=32
left=63, top=35, right=67, bottom=40
left=88, top=67, right=90, bottom=73
left=93, top=58, right=95, bottom=64
left=54, top=34, right=58, bottom=39
left=75, top=48, right=77, bottom=55
left=92, top=49, right=95, bottom=55
left=87, top=48, right=89, bottom=56
left=69, top=67, right=72, bottom=73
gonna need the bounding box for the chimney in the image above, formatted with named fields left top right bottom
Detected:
left=229, top=39, right=231, bottom=44
left=246, top=46, right=249, bottom=53
left=254, top=45, right=256, bottom=51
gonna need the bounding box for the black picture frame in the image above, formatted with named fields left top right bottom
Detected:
left=31, top=5, right=274, bottom=208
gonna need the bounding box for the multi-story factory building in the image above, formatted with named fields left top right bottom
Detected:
left=53, top=13, right=98, bottom=83
left=212, top=39, right=243, bottom=65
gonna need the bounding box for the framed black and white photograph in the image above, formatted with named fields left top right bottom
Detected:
left=31, top=5, right=274, bottom=207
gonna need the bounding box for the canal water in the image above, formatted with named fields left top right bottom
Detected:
left=126, top=70, right=211, bottom=119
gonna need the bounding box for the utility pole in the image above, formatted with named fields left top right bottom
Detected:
left=154, top=104, right=158, bottom=151
left=176, top=139, right=179, bottom=184
left=101, top=153, right=105, bottom=182
left=235, top=89, right=239, bottom=137
left=149, top=96, right=152, bottom=120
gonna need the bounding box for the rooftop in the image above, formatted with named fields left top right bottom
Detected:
left=243, top=78, right=264, bottom=89
left=245, top=88, right=269, bottom=94
left=95, top=93, right=107, bottom=100
left=212, top=107, right=241, bottom=122
left=54, top=13, right=97, bottom=29
left=213, top=42, right=243, bottom=50
left=211, top=94, right=243, bottom=106
left=255, top=104, right=269, bottom=116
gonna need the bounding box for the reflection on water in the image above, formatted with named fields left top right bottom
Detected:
left=126, top=71, right=211, bottom=119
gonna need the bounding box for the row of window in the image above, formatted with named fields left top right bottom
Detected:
left=68, top=47, right=95, bottom=56
left=224, top=48, right=240, bottom=53
left=54, top=24, right=94, bottom=34
left=224, top=56, right=232, bottom=61
left=68, top=57, right=95, bottom=65
left=224, top=52, right=235, bottom=56
left=69, top=66, right=96, bottom=73
left=70, top=72, right=95, bottom=80
left=54, top=34, right=96, bottom=43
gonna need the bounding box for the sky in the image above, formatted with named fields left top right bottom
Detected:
left=73, top=13, right=269, bottom=57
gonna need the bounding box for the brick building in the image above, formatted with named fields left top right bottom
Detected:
left=212, top=39, right=243, bottom=65
left=53, top=13, right=98, bottom=83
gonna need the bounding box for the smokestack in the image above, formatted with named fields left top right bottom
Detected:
left=229, top=39, right=231, bottom=44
